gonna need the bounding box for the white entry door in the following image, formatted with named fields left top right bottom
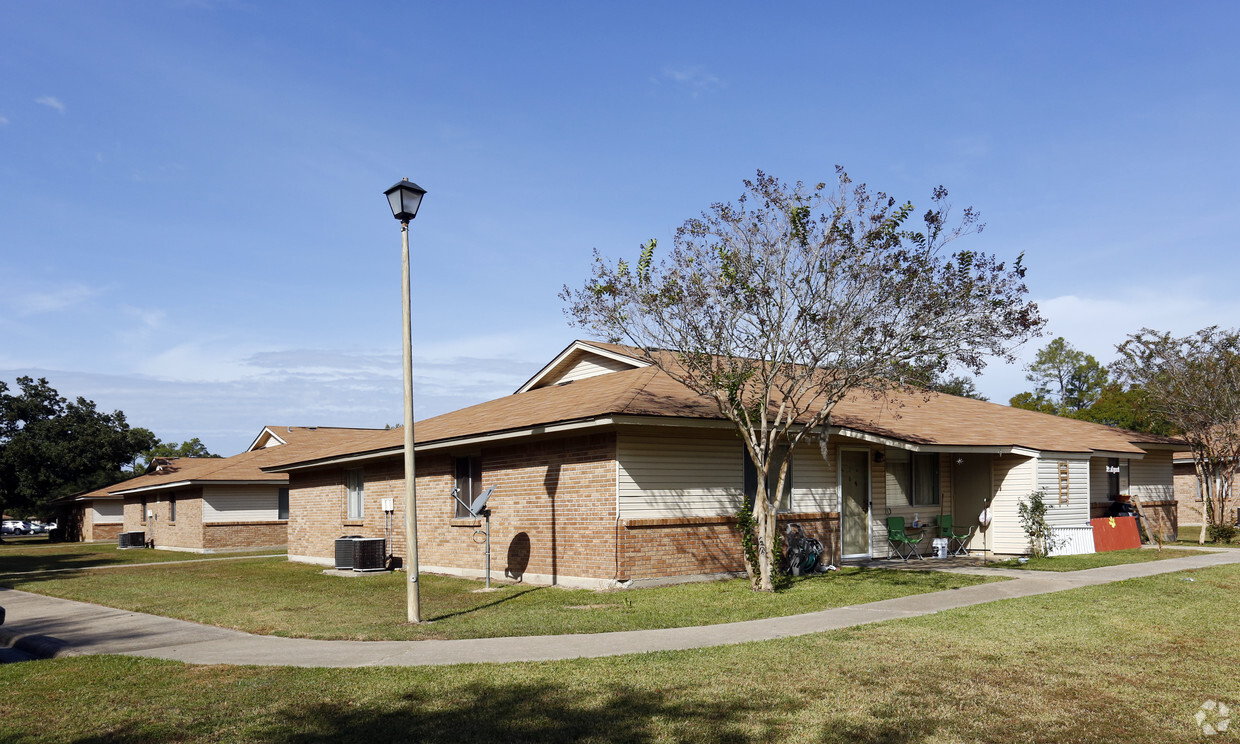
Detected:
left=839, top=449, right=871, bottom=558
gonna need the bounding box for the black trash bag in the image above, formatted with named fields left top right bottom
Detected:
left=781, top=522, right=823, bottom=576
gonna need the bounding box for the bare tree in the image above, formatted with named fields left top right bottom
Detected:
left=1114, top=327, right=1240, bottom=544
left=563, top=170, right=1044, bottom=590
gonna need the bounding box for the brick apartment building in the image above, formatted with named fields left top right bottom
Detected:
left=265, top=340, right=1183, bottom=588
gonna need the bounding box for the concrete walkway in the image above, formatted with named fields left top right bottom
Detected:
left=2, top=549, right=1237, bottom=668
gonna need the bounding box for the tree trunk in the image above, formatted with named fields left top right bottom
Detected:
left=754, top=494, right=777, bottom=592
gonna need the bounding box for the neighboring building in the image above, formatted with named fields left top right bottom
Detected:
left=1173, top=452, right=1240, bottom=527
left=58, top=426, right=382, bottom=551
left=265, top=341, right=1183, bottom=588
left=53, top=485, right=126, bottom=542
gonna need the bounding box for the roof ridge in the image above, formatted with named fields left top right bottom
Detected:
left=610, top=365, right=666, bottom=414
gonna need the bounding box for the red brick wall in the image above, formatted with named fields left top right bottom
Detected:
left=203, top=521, right=287, bottom=550
left=125, top=488, right=204, bottom=549
left=119, top=488, right=284, bottom=551
left=76, top=501, right=124, bottom=542
left=92, top=523, right=123, bottom=542
left=619, top=512, right=840, bottom=582
left=286, top=431, right=842, bottom=586
left=287, top=433, right=619, bottom=584
left=1175, top=463, right=1203, bottom=526
left=1175, top=462, right=1240, bottom=526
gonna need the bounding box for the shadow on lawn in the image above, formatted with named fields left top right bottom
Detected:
left=64, top=680, right=942, bottom=744
left=426, top=586, right=546, bottom=622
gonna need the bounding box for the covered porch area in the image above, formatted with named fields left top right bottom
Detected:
left=838, top=445, right=1000, bottom=561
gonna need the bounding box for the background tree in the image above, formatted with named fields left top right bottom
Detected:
left=896, top=362, right=989, bottom=401
left=1080, top=383, right=1172, bottom=434
left=0, top=377, right=157, bottom=525
left=1009, top=337, right=1172, bottom=434
left=130, top=437, right=220, bottom=476
left=1012, top=337, right=1108, bottom=414
left=1112, top=327, right=1240, bottom=543
left=563, top=170, right=1044, bottom=591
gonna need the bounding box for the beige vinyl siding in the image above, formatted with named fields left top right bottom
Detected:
left=546, top=355, right=636, bottom=386
left=202, top=486, right=280, bottom=523
left=1089, top=458, right=1110, bottom=503
left=990, top=455, right=1037, bottom=554
left=1131, top=450, right=1174, bottom=502
left=1034, top=457, right=1091, bottom=528
left=91, top=500, right=123, bottom=524
left=869, top=446, right=885, bottom=556
left=870, top=450, right=956, bottom=558
left=617, top=429, right=743, bottom=519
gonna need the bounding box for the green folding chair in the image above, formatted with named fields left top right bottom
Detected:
left=886, top=516, right=923, bottom=561
left=939, top=515, right=974, bottom=556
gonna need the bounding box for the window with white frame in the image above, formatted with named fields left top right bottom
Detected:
left=346, top=469, right=364, bottom=520
left=454, top=456, right=482, bottom=519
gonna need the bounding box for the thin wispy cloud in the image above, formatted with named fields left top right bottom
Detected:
left=0, top=115, right=9, bottom=125
left=662, top=65, right=724, bottom=96
left=6, top=283, right=102, bottom=316
left=35, top=96, right=65, bottom=113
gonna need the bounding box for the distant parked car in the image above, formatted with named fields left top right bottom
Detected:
left=2, top=520, right=27, bottom=535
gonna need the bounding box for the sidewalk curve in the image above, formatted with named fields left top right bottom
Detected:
left=2, top=550, right=1237, bottom=668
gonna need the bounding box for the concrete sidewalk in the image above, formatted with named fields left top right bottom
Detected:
left=2, top=549, right=1237, bottom=668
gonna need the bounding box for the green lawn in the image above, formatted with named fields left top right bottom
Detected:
left=993, top=547, right=1211, bottom=572
left=2, top=563, right=1236, bottom=743
left=0, top=541, right=285, bottom=575
left=1176, top=524, right=1240, bottom=547
left=0, top=557, right=997, bottom=640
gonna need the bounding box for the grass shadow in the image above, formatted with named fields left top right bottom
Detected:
left=426, top=585, right=546, bottom=622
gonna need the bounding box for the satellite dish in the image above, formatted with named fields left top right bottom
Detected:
left=470, top=485, right=495, bottom=515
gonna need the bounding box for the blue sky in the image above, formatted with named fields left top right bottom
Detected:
left=2, top=1, right=1238, bottom=456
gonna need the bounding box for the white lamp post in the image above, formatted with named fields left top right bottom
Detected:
left=384, top=177, right=427, bottom=623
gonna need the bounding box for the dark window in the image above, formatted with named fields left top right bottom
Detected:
left=887, top=450, right=940, bottom=506
left=454, top=456, right=482, bottom=518
left=169, top=493, right=177, bottom=522
left=1106, top=458, right=1130, bottom=499
left=278, top=488, right=290, bottom=520
left=743, top=446, right=792, bottom=511
left=141, top=496, right=148, bottom=523
left=912, top=453, right=940, bottom=506
left=346, top=469, right=364, bottom=520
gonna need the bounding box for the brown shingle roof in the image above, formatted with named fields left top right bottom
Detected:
left=109, top=427, right=385, bottom=495
left=262, top=341, right=1182, bottom=470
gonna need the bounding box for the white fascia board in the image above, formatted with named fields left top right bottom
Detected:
left=111, top=479, right=287, bottom=495
left=514, top=341, right=649, bottom=394
left=827, top=426, right=1041, bottom=457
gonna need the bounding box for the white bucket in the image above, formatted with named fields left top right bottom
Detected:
left=932, top=537, right=949, bottom=559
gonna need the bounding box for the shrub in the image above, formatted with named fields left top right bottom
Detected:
left=1207, top=523, right=1237, bottom=543
left=1018, top=489, right=1064, bottom=558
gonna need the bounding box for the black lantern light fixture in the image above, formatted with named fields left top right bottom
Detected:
left=385, top=178, right=427, bottom=222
